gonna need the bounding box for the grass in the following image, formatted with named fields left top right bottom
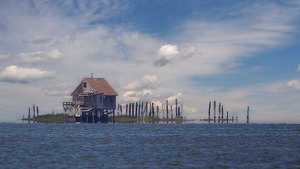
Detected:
left=22, top=113, right=66, bottom=123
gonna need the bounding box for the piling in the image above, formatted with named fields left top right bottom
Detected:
left=156, top=106, right=159, bottom=118
left=117, top=104, right=120, bottom=116
left=36, top=106, right=39, bottom=117
left=247, top=106, right=249, bottom=123
left=120, top=105, right=123, bottom=116
left=175, top=99, right=178, bottom=117
left=126, top=104, right=128, bottom=116
left=218, top=102, right=221, bottom=123
left=152, top=103, right=154, bottom=117
left=171, top=105, right=173, bottom=119
left=28, top=108, right=30, bottom=119
left=208, top=101, right=211, bottom=124
left=221, top=105, right=224, bottom=124
left=166, top=100, right=169, bottom=119
left=226, top=111, right=228, bottom=124
left=132, top=102, right=134, bottom=117
left=135, top=102, right=138, bottom=117
left=145, top=102, right=148, bottom=117
left=213, top=101, right=216, bottom=123
left=33, top=104, right=36, bottom=118
left=129, top=103, right=131, bottom=117
left=141, top=102, right=144, bottom=117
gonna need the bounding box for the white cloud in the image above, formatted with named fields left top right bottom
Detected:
left=226, top=62, right=244, bottom=69
left=18, top=50, right=65, bottom=64
left=286, top=79, right=300, bottom=90
left=297, top=65, right=300, bottom=71
left=0, top=65, right=58, bottom=84
left=154, top=45, right=197, bottom=67
left=123, top=75, right=162, bottom=91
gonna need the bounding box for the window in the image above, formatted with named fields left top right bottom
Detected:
left=83, top=82, right=87, bottom=88
left=110, top=97, right=113, bottom=103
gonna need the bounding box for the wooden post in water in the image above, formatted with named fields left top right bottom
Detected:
left=132, top=102, right=134, bottom=117
left=135, top=102, right=138, bottom=117
left=126, top=104, right=128, bottom=116
left=247, top=106, right=249, bottom=123
left=152, top=103, right=154, bottom=118
left=117, top=104, right=119, bottom=116
left=141, top=102, right=144, bottom=118
left=222, top=105, right=224, bottom=124
left=226, top=111, right=228, bottom=124
left=128, top=103, right=131, bottom=117
left=218, top=102, right=221, bottom=123
left=157, top=106, right=159, bottom=118
left=166, top=100, right=169, bottom=119
left=213, top=101, right=216, bottom=123
left=171, top=105, right=173, bottom=119
left=28, top=108, right=30, bottom=119
left=149, top=103, right=151, bottom=117
left=208, top=101, right=211, bottom=124
left=175, top=99, right=178, bottom=117
left=120, top=105, right=122, bottom=116
left=178, top=107, right=181, bottom=118
left=138, top=102, right=141, bottom=118
left=33, top=104, right=35, bottom=119
left=36, top=106, right=39, bottom=117
left=145, top=102, right=148, bottom=117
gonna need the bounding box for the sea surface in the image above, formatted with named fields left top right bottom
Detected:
left=0, top=122, right=299, bottom=168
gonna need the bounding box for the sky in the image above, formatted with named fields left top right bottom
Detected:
left=0, top=0, right=300, bottom=123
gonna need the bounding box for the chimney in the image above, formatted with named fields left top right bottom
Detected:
left=91, top=73, right=93, bottom=78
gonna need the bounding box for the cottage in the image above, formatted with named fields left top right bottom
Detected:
left=63, top=76, right=118, bottom=123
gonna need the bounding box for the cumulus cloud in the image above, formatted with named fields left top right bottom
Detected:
left=18, top=50, right=65, bottom=63
left=154, top=45, right=197, bottom=67
left=123, top=75, right=162, bottom=91
left=297, top=65, right=300, bottom=71
left=0, top=65, right=58, bottom=84
left=286, top=79, right=300, bottom=90
left=226, top=62, right=244, bottom=69
left=42, top=83, right=71, bottom=97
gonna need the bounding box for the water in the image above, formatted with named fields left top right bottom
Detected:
left=0, top=123, right=299, bottom=168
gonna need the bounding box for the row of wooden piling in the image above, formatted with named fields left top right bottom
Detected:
left=116, top=99, right=183, bottom=120
left=24, top=104, right=39, bottom=119
left=207, top=101, right=249, bottom=123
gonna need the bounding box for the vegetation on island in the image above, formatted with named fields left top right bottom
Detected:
left=22, top=113, right=66, bottom=123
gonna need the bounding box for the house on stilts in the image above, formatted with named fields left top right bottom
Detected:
left=63, top=75, right=118, bottom=123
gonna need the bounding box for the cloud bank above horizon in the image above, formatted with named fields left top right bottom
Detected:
left=0, top=0, right=299, bottom=123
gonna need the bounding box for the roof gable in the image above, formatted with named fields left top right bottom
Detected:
left=85, top=78, right=118, bottom=96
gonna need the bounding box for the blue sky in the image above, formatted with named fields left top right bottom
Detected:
left=0, top=0, right=300, bottom=123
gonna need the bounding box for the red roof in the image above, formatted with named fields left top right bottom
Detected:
left=85, top=78, right=118, bottom=96
left=71, top=78, right=118, bottom=96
